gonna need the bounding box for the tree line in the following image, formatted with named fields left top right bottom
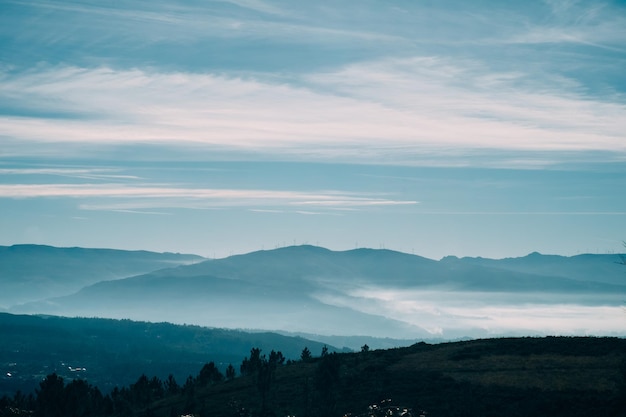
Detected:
left=0, top=345, right=333, bottom=417
left=3, top=337, right=623, bottom=417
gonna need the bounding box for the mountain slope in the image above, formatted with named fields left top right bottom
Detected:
left=0, top=312, right=333, bottom=396
left=148, top=336, right=626, bottom=417
left=10, top=245, right=626, bottom=339
left=12, top=272, right=423, bottom=338
left=0, top=244, right=204, bottom=308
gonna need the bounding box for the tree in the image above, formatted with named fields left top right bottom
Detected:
left=257, top=359, right=273, bottom=415
left=64, top=379, right=103, bottom=417
left=240, top=347, right=263, bottom=377
left=110, top=386, right=133, bottom=417
left=269, top=350, right=285, bottom=366
left=197, top=362, right=223, bottom=386
left=240, top=347, right=285, bottom=416
left=165, top=374, right=180, bottom=395
left=361, top=344, right=370, bottom=353
left=182, top=375, right=195, bottom=396
left=321, top=345, right=329, bottom=357
left=300, top=347, right=312, bottom=362
left=314, top=352, right=341, bottom=416
left=226, top=364, right=236, bottom=381
left=129, top=374, right=163, bottom=407
left=35, top=373, right=65, bottom=417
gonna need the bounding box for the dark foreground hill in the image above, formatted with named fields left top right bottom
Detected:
left=145, top=336, right=626, bottom=417
left=2, top=335, right=625, bottom=417
left=0, top=313, right=332, bottom=396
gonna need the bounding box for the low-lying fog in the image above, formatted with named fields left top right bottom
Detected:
left=313, top=286, right=625, bottom=338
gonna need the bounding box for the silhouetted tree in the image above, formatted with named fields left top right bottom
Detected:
left=314, top=352, right=341, bottom=416
left=110, top=386, right=133, bottom=417
left=240, top=347, right=263, bottom=377
left=182, top=376, right=195, bottom=396
left=64, top=379, right=104, bottom=417
left=32, top=374, right=108, bottom=417
left=257, top=359, right=273, bottom=415
left=226, top=364, right=236, bottom=381
left=130, top=375, right=150, bottom=407
left=165, top=374, right=180, bottom=395
left=300, top=347, right=312, bottom=362
left=321, top=345, right=329, bottom=357
left=239, top=348, right=285, bottom=416
left=197, top=362, right=223, bottom=386
left=35, top=373, right=65, bottom=417
left=269, top=350, right=285, bottom=366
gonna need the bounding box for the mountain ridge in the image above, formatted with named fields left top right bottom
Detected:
left=6, top=244, right=625, bottom=339
left=0, top=244, right=205, bottom=308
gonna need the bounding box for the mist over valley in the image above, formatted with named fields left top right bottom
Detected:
left=3, top=244, right=624, bottom=340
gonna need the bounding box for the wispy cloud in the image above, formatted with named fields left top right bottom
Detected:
left=2, top=0, right=398, bottom=53
left=2, top=62, right=624, bottom=165
left=0, top=183, right=416, bottom=211
left=507, top=0, right=626, bottom=51
left=110, top=209, right=172, bottom=216
left=0, top=167, right=140, bottom=181
left=306, top=56, right=626, bottom=148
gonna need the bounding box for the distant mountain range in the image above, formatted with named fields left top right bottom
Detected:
left=0, top=244, right=204, bottom=309
left=3, top=244, right=624, bottom=339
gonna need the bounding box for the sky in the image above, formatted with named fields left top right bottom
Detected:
left=1, top=0, right=625, bottom=260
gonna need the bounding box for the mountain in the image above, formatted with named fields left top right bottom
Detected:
left=0, top=244, right=205, bottom=308
left=0, top=312, right=334, bottom=396
left=441, top=251, right=626, bottom=285
left=9, top=245, right=626, bottom=339
left=12, top=271, right=423, bottom=339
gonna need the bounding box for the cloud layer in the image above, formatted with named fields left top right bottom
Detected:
left=2, top=61, right=625, bottom=163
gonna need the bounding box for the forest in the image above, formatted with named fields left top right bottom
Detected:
left=0, top=313, right=331, bottom=396
left=1, top=336, right=625, bottom=417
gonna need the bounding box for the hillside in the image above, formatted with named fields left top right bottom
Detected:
left=10, top=245, right=626, bottom=339
left=0, top=313, right=333, bottom=396
left=0, top=244, right=204, bottom=308
left=3, top=336, right=625, bottom=417
left=139, top=336, right=626, bottom=417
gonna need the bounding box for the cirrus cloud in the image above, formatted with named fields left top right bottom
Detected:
left=2, top=61, right=625, bottom=165
left=0, top=183, right=417, bottom=211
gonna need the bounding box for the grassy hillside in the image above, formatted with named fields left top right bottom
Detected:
left=2, top=334, right=624, bottom=416
left=147, top=336, right=626, bottom=417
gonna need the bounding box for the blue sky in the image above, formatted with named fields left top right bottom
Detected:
left=1, top=0, right=625, bottom=259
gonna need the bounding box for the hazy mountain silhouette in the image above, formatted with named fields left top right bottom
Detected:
left=440, top=252, right=626, bottom=285
left=12, top=271, right=424, bottom=338
left=8, top=245, right=625, bottom=339
left=0, top=244, right=204, bottom=308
